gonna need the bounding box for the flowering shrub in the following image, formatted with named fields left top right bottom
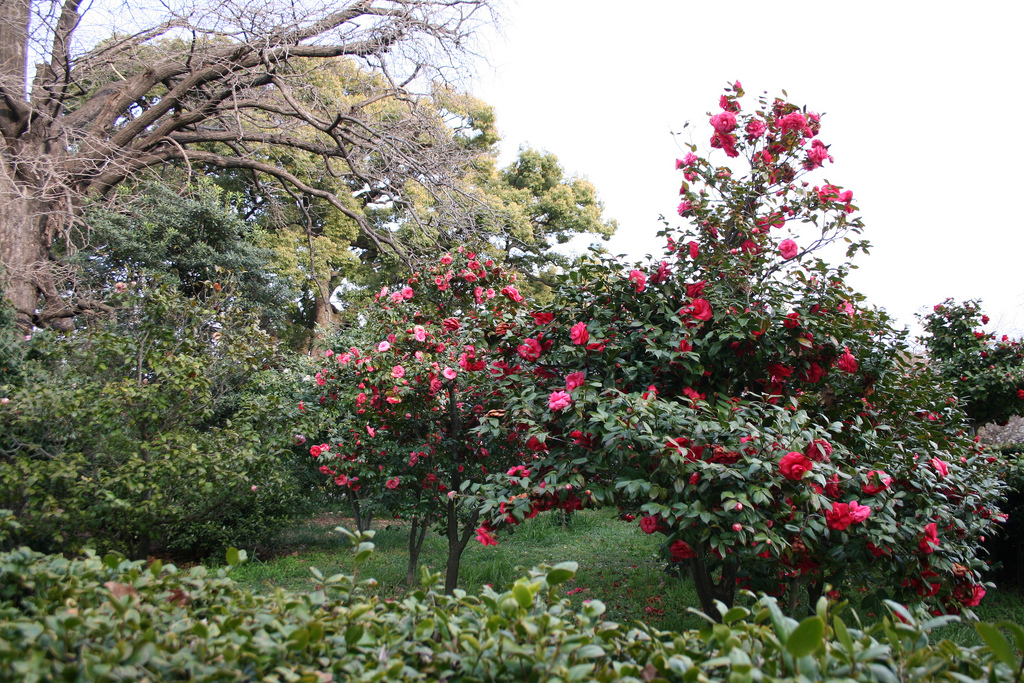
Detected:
left=309, top=248, right=528, bottom=591
left=479, top=84, right=1004, bottom=618
left=921, top=299, right=1024, bottom=428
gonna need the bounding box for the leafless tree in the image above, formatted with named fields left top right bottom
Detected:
left=0, top=0, right=496, bottom=329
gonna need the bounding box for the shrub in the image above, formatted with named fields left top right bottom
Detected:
left=479, top=85, right=1004, bottom=618
left=0, top=280, right=304, bottom=558
left=1, top=526, right=1023, bottom=682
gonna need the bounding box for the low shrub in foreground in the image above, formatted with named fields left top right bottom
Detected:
left=2, top=523, right=1024, bottom=682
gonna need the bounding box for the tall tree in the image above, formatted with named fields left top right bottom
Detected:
left=0, top=0, right=494, bottom=330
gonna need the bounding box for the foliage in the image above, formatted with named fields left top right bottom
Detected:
left=0, top=280, right=306, bottom=558
left=0, top=295, right=25, bottom=387
left=76, top=180, right=294, bottom=323
left=2, top=531, right=1024, bottom=682
left=307, top=248, right=532, bottom=591
left=920, top=299, right=1024, bottom=427
left=479, top=84, right=1004, bottom=618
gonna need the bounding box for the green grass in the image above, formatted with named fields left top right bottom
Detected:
left=228, top=508, right=1024, bottom=642
left=231, top=508, right=705, bottom=633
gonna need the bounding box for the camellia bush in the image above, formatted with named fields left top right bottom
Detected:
left=920, top=299, right=1024, bottom=429
left=478, top=83, right=1005, bottom=619
left=308, top=247, right=530, bottom=591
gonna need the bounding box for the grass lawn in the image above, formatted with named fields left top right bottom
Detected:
left=229, top=507, right=1024, bottom=643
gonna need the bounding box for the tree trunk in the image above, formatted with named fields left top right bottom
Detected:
left=444, top=503, right=479, bottom=594
left=405, top=515, right=428, bottom=586
left=0, top=167, right=42, bottom=328
left=690, top=546, right=738, bottom=621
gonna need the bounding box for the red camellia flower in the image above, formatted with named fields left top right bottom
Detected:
left=532, top=312, right=554, bottom=325
left=767, top=362, right=793, bottom=381
left=309, top=444, right=323, bottom=458
left=826, top=502, right=853, bottom=531
left=837, top=348, right=859, bottom=373
left=517, top=338, right=543, bottom=361
left=686, top=281, right=707, bottom=297
left=629, top=269, right=647, bottom=293
left=920, top=522, right=939, bottom=554
left=690, top=298, right=713, bottom=321
left=386, top=477, right=400, bottom=490
left=639, top=515, right=661, bottom=534
left=779, top=239, right=799, bottom=260
left=688, top=241, right=699, bottom=259
left=1018, top=389, right=1024, bottom=400
left=862, top=469, right=892, bottom=495
left=677, top=338, right=693, bottom=353
left=778, top=111, right=808, bottom=134
left=799, top=362, right=824, bottom=383
left=779, top=451, right=813, bottom=480
left=476, top=524, right=498, bottom=546
left=548, top=390, right=572, bottom=412
left=565, top=371, right=586, bottom=391
left=803, top=439, right=833, bottom=462
left=442, top=317, right=460, bottom=331
left=501, top=285, right=524, bottom=303
left=650, top=260, right=671, bottom=285
left=956, top=583, right=986, bottom=607
left=847, top=501, right=871, bottom=523
left=670, top=540, right=697, bottom=561
left=570, top=322, right=590, bottom=345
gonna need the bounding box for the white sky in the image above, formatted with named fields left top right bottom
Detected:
left=470, top=0, right=1024, bottom=338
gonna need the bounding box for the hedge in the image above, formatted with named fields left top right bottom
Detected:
left=2, top=522, right=1023, bottom=682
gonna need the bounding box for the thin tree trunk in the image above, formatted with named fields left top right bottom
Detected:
left=405, top=515, right=429, bottom=586
left=444, top=503, right=479, bottom=594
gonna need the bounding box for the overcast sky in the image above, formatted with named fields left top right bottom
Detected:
left=469, top=0, right=1024, bottom=338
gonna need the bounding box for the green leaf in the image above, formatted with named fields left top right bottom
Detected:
left=785, top=616, right=824, bottom=658
left=546, top=561, right=578, bottom=586
left=512, top=584, right=533, bottom=608
left=976, top=622, right=1016, bottom=668
left=225, top=547, right=241, bottom=567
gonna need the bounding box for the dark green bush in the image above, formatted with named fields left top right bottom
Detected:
left=1, top=522, right=1023, bottom=682
left=0, top=281, right=306, bottom=558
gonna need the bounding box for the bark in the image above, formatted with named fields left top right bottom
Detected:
left=0, top=0, right=494, bottom=329
left=444, top=503, right=479, bottom=594
left=405, top=514, right=428, bottom=586
left=690, top=546, right=738, bottom=621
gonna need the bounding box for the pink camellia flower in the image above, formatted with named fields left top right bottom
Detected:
left=639, top=515, right=661, bottom=534
left=838, top=348, right=859, bottom=373
left=517, top=338, right=543, bottom=361
left=677, top=200, right=693, bottom=216
left=401, top=286, right=414, bottom=299
left=566, top=371, right=586, bottom=391
left=294, top=434, right=307, bottom=447
left=805, top=139, right=832, bottom=168
left=366, top=425, right=376, bottom=437
left=413, top=325, right=427, bottom=342
left=779, top=451, right=813, bottom=481
left=675, top=152, right=698, bottom=169
left=570, top=322, right=589, bottom=345
left=804, top=439, right=833, bottom=463
left=114, top=282, right=128, bottom=293
left=745, top=118, right=766, bottom=139
left=440, top=254, right=453, bottom=265
left=732, top=523, right=743, bottom=532
left=848, top=501, right=871, bottom=524
left=930, top=457, right=950, bottom=477
left=501, top=286, right=524, bottom=303
left=862, top=470, right=892, bottom=495
left=826, top=502, right=853, bottom=531
left=386, top=477, right=400, bottom=490
left=778, top=111, right=808, bottom=134
left=690, top=298, right=713, bottom=321
left=779, top=239, right=799, bottom=260
left=442, top=367, right=458, bottom=380
left=377, top=341, right=391, bottom=352
left=391, top=365, right=405, bottom=379
left=920, top=522, right=939, bottom=554
left=548, top=390, right=572, bottom=412
left=709, top=111, right=737, bottom=134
